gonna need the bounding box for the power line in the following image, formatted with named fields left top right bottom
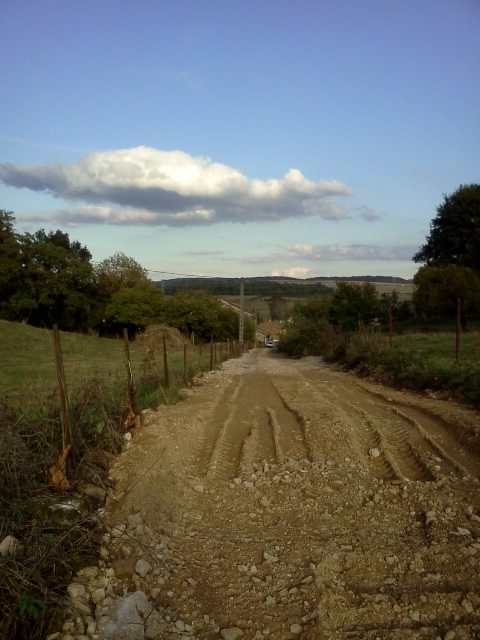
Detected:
left=91, top=261, right=219, bottom=279
left=146, top=269, right=217, bottom=278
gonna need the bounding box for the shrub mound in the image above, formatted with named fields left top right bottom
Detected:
left=138, top=324, right=189, bottom=352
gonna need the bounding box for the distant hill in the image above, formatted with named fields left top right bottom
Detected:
left=306, top=275, right=414, bottom=284
left=153, top=276, right=413, bottom=297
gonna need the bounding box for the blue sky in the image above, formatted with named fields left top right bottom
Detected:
left=1, top=0, right=479, bottom=280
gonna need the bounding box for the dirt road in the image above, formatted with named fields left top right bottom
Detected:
left=72, top=349, right=480, bottom=640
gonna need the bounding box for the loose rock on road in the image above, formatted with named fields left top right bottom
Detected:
left=59, top=349, right=480, bottom=640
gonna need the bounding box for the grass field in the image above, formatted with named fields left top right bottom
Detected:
left=0, top=320, right=218, bottom=409
left=317, top=280, right=414, bottom=301
left=384, top=331, right=480, bottom=368
left=221, top=283, right=414, bottom=323
left=335, top=329, right=480, bottom=407
left=0, top=320, right=146, bottom=402
left=0, top=319, right=240, bottom=639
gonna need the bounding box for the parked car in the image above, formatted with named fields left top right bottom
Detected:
left=266, top=339, right=275, bottom=348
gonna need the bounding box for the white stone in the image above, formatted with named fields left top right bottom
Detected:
left=263, top=551, right=279, bottom=563
left=91, top=588, right=106, bottom=604
left=100, top=591, right=150, bottom=640
left=67, top=583, right=86, bottom=599
left=290, top=623, right=303, bottom=635
left=0, top=535, right=19, bottom=556
left=461, top=598, right=473, bottom=613
left=220, top=628, right=244, bottom=640
left=86, top=620, right=96, bottom=635
left=135, top=558, right=153, bottom=577
left=193, top=484, right=205, bottom=493
left=369, top=448, right=380, bottom=458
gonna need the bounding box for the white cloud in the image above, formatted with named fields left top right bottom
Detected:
left=0, top=146, right=353, bottom=227
left=271, top=267, right=313, bottom=278
left=286, top=243, right=416, bottom=261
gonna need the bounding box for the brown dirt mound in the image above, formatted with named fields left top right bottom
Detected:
left=138, top=324, right=189, bottom=353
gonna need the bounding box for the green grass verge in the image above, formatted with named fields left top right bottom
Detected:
left=0, top=320, right=237, bottom=638
left=327, top=331, right=480, bottom=407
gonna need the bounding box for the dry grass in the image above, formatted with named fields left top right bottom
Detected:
left=0, top=320, right=241, bottom=638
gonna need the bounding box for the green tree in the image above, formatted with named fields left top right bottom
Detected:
left=328, top=282, right=379, bottom=331
left=161, top=291, right=250, bottom=343
left=413, top=265, right=480, bottom=328
left=279, top=295, right=334, bottom=357
left=93, top=253, right=150, bottom=332
left=8, top=228, right=95, bottom=330
left=94, top=252, right=149, bottom=296
left=105, top=282, right=164, bottom=334
left=268, top=294, right=286, bottom=321
left=0, top=210, right=22, bottom=318
left=293, top=294, right=332, bottom=322
left=413, top=184, right=480, bottom=272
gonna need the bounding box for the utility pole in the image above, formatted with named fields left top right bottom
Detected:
left=239, top=277, right=245, bottom=349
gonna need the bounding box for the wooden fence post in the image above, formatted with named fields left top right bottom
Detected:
left=456, top=297, right=461, bottom=363
left=210, top=336, right=214, bottom=371
left=53, top=324, right=72, bottom=451
left=183, top=343, right=187, bottom=383
left=388, top=305, right=393, bottom=348
left=49, top=324, right=73, bottom=490
left=162, top=334, right=170, bottom=386
left=123, top=328, right=140, bottom=430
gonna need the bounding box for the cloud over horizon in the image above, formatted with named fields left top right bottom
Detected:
left=0, top=146, right=354, bottom=227
left=271, top=267, right=314, bottom=279
left=286, top=243, right=416, bottom=262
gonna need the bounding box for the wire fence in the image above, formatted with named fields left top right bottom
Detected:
left=1, top=327, right=250, bottom=410
left=351, top=303, right=480, bottom=365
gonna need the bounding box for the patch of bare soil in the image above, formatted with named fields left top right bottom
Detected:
left=62, top=350, right=480, bottom=640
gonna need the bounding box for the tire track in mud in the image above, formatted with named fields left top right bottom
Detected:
left=298, top=368, right=480, bottom=482
left=389, top=404, right=480, bottom=479
left=197, top=372, right=311, bottom=480
left=349, top=379, right=480, bottom=480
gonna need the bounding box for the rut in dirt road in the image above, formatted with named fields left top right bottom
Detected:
left=59, top=350, right=480, bottom=640
left=199, top=371, right=311, bottom=480
left=285, top=366, right=480, bottom=483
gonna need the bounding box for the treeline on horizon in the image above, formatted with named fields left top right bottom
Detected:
left=155, top=275, right=413, bottom=297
